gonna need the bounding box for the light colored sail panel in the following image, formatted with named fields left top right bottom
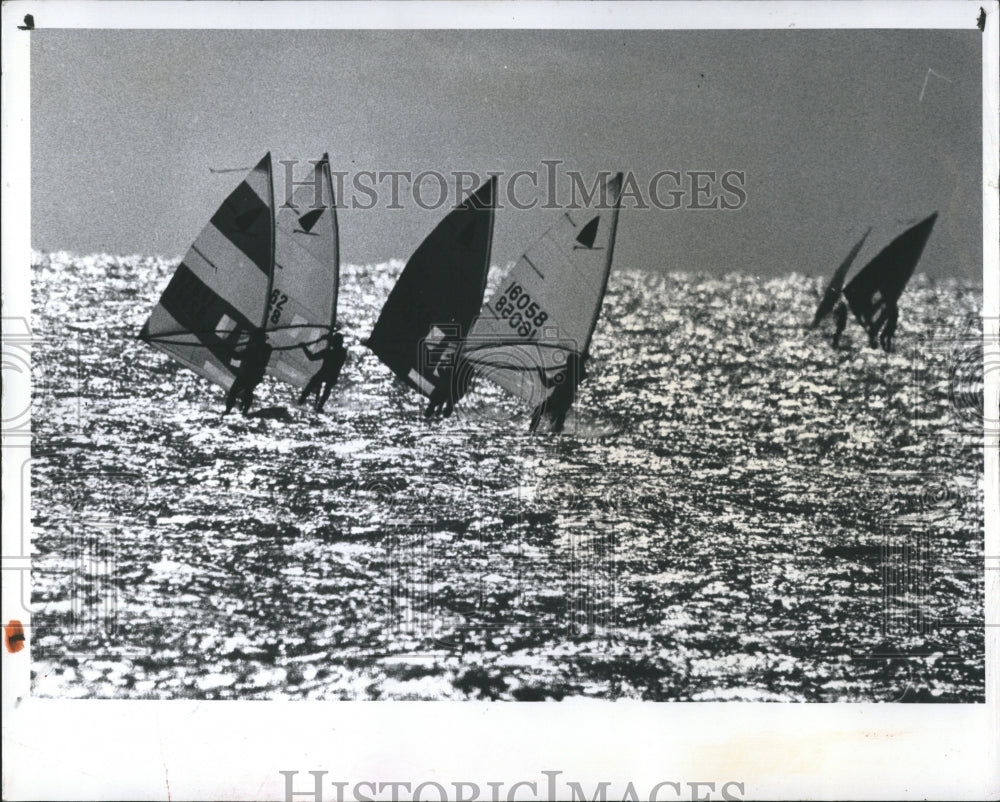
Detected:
left=464, top=173, right=622, bottom=407
left=267, top=155, right=339, bottom=390
left=189, top=223, right=271, bottom=325
left=188, top=156, right=272, bottom=302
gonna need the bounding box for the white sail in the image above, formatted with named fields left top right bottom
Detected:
left=266, top=154, right=340, bottom=390
left=462, top=172, right=623, bottom=408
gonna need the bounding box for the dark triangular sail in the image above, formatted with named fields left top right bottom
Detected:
left=140, top=154, right=275, bottom=390
left=296, top=208, right=324, bottom=234
left=843, top=212, right=937, bottom=331
left=366, top=177, right=496, bottom=396
left=575, top=216, right=600, bottom=249
left=809, top=227, right=871, bottom=328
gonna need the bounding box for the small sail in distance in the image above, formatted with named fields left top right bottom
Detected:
left=842, top=212, right=937, bottom=334
left=809, top=227, right=871, bottom=329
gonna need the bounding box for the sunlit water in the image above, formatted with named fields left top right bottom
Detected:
left=29, top=251, right=984, bottom=701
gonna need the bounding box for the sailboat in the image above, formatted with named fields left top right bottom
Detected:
left=366, top=177, right=496, bottom=397
left=266, top=155, right=340, bottom=389
left=809, top=227, right=871, bottom=329
left=140, top=152, right=340, bottom=398
left=459, top=171, right=623, bottom=427
left=842, top=212, right=937, bottom=340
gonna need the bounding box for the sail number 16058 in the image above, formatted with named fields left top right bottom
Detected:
left=493, top=281, right=548, bottom=338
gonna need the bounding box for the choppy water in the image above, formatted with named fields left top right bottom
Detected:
left=29, top=251, right=984, bottom=701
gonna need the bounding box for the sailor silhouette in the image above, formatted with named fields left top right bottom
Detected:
left=831, top=300, right=849, bottom=349
left=298, top=331, right=348, bottom=412
left=223, top=329, right=273, bottom=416
left=875, top=302, right=899, bottom=353
left=530, top=351, right=586, bottom=434
left=424, top=326, right=464, bottom=419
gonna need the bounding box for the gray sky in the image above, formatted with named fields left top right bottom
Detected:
left=31, top=29, right=982, bottom=281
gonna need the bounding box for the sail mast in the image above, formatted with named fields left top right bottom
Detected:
left=323, top=152, right=340, bottom=330
left=261, top=151, right=277, bottom=330
left=583, top=173, right=622, bottom=348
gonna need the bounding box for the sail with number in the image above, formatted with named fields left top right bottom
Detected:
left=265, top=154, right=340, bottom=389
left=366, top=177, right=496, bottom=396
left=140, top=152, right=341, bottom=393
left=842, top=212, right=937, bottom=331
left=460, top=172, right=623, bottom=409
left=139, top=154, right=276, bottom=390
left=809, top=227, right=871, bottom=328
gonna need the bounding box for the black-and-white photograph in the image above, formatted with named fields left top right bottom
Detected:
left=3, top=1, right=998, bottom=799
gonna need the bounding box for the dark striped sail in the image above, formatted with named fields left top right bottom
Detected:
left=843, top=212, right=937, bottom=331
left=266, top=154, right=340, bottom=390
left=461, top=172, right=622, bottom=409
left=809, top=227, right=871, bottom=328
left=366, top=177, right=496, bottom=396
left=140, top=154, right=275, bottom=390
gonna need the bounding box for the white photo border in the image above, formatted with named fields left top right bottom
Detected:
left=2, top=2, right=997, bottom=800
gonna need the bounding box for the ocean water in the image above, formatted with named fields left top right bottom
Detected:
left=28, top=251, right=984, bottom=701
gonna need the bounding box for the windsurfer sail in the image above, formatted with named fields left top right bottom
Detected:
left=365, top=176, right=496, bottom=406
left=266, top=154, right=341, bottom=390
left=459, top=171, right=623, bottom=432
left=809, top=227, right=871, bottom=329
left=139, top=152, right=341, bottom=405
left=139, top=153, right=276, bottom=392
left=841, top=212, right=937, bottom=352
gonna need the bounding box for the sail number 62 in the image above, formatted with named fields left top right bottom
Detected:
left=268, top=289, right=288, bottom=325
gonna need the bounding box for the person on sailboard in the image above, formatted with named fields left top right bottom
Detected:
left=871, top=301, right=899, bottom=353
left=424, top=328, right=466, bottom=419
left=223, top=329, right=273, bottom=416
left=831, top=300, right=849, bottom=349
left=424, top=360, right=469, bottom=419
left=298, top=332, right=348, bottom=412
left=425, top=373, right=455, bottom=418
left=529, top=351, right=587, bottom=434
left=879, top=304, right=899, bottom=352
